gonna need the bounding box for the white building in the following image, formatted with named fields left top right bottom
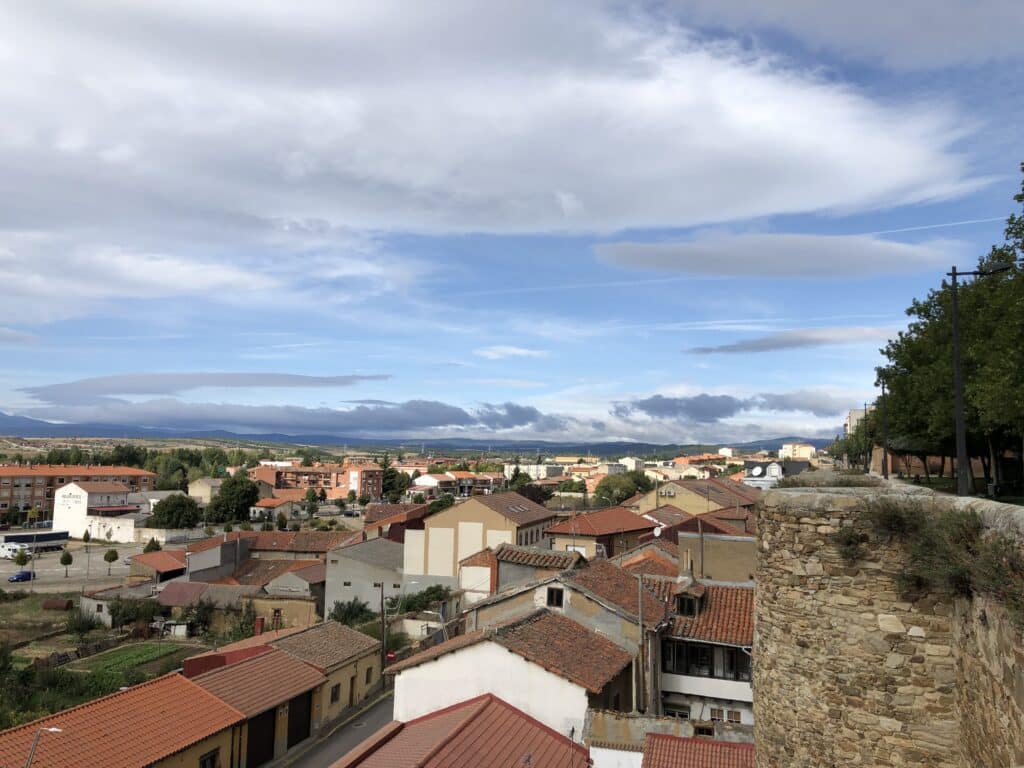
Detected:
left=53, top=481, right=146, bottom=543
left=387, top=610, right=633, bottom=742
left=618, top=456, right=643, bottom=472
left=502, top=463, right=566, bottom=481
left=660, top=583, right=754, bottom=725
left=741, top=462, right=785, bottom=490
left=779, top=443, right=817, bottom=461
left=717, top=447, right=734, bottom=459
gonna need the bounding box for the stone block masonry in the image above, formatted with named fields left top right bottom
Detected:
left=754, top=485, right=1024, bottom=768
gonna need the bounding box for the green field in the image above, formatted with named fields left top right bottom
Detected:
left=68, top=642, right=186, bottom=675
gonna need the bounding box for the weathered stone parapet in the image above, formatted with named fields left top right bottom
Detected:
left=755, top=487, right=958, bottom=768
left=755, top=484, right=1024, bottom=768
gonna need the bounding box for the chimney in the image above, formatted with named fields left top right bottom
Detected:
left=254, top=616, right=265, bottom=635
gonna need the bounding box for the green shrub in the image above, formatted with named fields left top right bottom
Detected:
left=861, top=499, right=926, bottom=538
left=832, top=526, right=867, bottom=563
left=65, top=610, right=100, bottom=640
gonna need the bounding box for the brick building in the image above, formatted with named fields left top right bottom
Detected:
left=250, top=461, right=383, bottom=501
left=0, top=464, right=156, bottom=519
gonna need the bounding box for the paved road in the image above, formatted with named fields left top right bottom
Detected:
left=290, top=693, right=394, bottom=768
left=0, top=540, right=146, bottom=593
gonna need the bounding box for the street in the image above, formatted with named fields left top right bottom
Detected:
left=0, top=540, right=146, bottom=593
left=289, top=693, right=394, bottom=768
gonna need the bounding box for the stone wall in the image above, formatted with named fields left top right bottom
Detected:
left=755, top=485, right=1024, bottom=768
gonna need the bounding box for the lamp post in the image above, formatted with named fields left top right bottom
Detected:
left=880, top=381, right=889, bottom=480
left=947, top=263, right=1014, bottom=496
left=24, top=727, right=62, bottom=768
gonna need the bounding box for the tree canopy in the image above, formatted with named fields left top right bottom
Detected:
left=207, top=471, right=260, bottom=523
left=148, top=494, right=200, bottom=529
left=594, top=470, right=652, bottom=505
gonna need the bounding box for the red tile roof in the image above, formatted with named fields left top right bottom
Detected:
left=563, top=559, right=669, bottom=628
left=620, top=549, right=679, bottom=578
left=643, top=504, right=692, bottom=527
left=546, top=506, right=656, bottom=537
left=331, top=694, right=590, bottom=768
left=386, top=610, right=631, bottom=694
left=669, top=585, right=754, bottom=646
left=0, top=674, right=243, bottom=768
left=0, top=465, right=155, bottom=478
left=73, top=480, right=131, bottom=493
left=291, top=562, right=327, bottom=584
left=364, top=503, right=429, bottom=524
left=642, top=734, right=755, bottom=768
left=220, top=558, right=321, bottom=586
left=458, top=547, right=496, bottom=568
left=492, top=543, right=583, bottom=570
left=130, top=549, right=187, bottom=574
left=254, top=497, right=290, bottom=508
left=156, top=580, right=208, bottom=607
left=185, top=530, right=361, bottom=557
left=191, top=648, right=325, bottom=717
left=272, top=621, right=380, bottom=671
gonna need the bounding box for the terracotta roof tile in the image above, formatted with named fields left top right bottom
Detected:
left=492, top=543, right=583, bottom=570
left=186, top=626, right=308, bottom=661
left=642, top=734, right=755, bottom=768
left=272, top=621, right=380, bottom=671
left=364, top=503, right=429, bottom=524
left=458, top=547, right=495, bottom=568
left=157, top=581, right=208, bottom=607
left=192, top=648, right=325, bottom=716
left=130, top=549, right=187, bottom=574
left=387, top=610, right=630, bottom=695
left=73, top=481, right=131, bottom=493
left=562, top=559, right=669, bottom=628
left=643, top=505, right=692, bottom=527
left=0, top=465, right=155, bottom=478
left=226, top=558, right=321, bottom=587
left=669, top=585, right=753, bottom=646
left=547, top=506, right=656, bottom=537
left=331, top=694, right=589, bottom=768
left=291, top=562, right=326, bottom=584
left=621, top=550, right=679, bottom=579
left=467, top=492, right=555, bottom=527
left=0, top=674, right=242, bottom=768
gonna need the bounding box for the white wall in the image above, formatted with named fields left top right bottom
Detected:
left=84, top=516, right=137, bottom=544
left=459, top=564, right=491, bottom=604
left=53, top=485, right=89, bottom=538
left=393, top=640, right=589, bottom=740
left=591, top=746, right=643, bottom=768
left=485, top=529, right=512, bottom=549
left=660, top=673, right=753, bottom=704
left=404, top=529, right=426, bottom=576
left=456, top=521, right=483, bottom=563
left=426, top=526, right=454, bottom=577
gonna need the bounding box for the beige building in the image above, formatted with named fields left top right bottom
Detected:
left=678, top=532, right=756, bottom=583
left=626, top=480, right=758, bottom=517
left=779, top=442, right=817, bottom=461
left=403, top=493, right=557, bottom=586
left=546, top=505, right=656, bottom=559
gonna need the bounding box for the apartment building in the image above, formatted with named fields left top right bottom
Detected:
left=250, top=461, right=383, bottom=501
left=0, top=464, right=156, bottom=518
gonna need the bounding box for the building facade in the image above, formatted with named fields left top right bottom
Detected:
left=0, top=464, right=155, bottom=518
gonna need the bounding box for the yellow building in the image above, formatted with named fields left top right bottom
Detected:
left=0, top=673, right=244, bottom=768
left=404, top=493, right=557, bottom=584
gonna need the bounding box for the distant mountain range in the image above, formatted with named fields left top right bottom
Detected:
left=0, top=412, right=832, bottom=454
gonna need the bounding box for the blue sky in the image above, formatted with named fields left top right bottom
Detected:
left=0, top=1, right=1021, bottom=443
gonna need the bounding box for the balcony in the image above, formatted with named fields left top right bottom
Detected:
left=660, top=672, right=753, bottom=704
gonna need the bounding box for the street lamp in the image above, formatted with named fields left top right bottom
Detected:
left=947, top=263, right=1014, bottom=496
left=24, top=727, right=62, bottom=768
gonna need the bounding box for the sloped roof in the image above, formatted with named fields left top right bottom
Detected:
left=386, top=610, right=630, bottom=695
left=467, top=492, right=555, bottom=526
left=333, top=537, right=403, bottom=571
left=492, top=543, right=583, bottom=570
left=221, top=558, right=320, bottom=587
left=0, top=465, right=154, bottom=478
left=620, top=549, right=679, bottom=578
left=272, top=621, right=380, bottom=672
left=643, top=504, right=692, bottom=527
left=547, top=506, right=656, bottom=537
left=192, top=648, right=325, bottom=717
left=458, top=547, right=496, bottom=568
left=156, top=581, right=208, bottom=607
left=669, top=584, right=754, bottom=646
left=331, top=694, right=589, bottom=768
left=364, top=503, right=429, bottom=524
left=75, top=481, right=131, bottom=493
left=562, top=559, right=669, bottom=628
left=642, top=734, right=755, bottom=768
left=291, top=562, right=327, bottom=584
left=0, top=674, right=243, bottom=768
left=130, top=549, right=187, bottom=574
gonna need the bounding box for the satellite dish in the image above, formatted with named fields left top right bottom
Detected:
left=751, top=466, right=763, bottom=477
left=653, top=527, right=662, bottom=537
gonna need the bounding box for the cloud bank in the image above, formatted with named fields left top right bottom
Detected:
left=689, top=326, right=894, bottom=354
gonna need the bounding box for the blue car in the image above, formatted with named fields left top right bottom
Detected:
left=7, top=570, right=35, bottom=583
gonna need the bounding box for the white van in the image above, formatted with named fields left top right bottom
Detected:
left=0, top=543, right=31, bottom=560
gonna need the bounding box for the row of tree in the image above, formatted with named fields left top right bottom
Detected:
left=835, top=164, right=1024, bottom=491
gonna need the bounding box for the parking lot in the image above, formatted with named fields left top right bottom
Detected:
left=0, top=540, right=146, bottom=593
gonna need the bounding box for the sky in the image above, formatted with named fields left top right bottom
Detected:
left=1, top=1, right=1022, bottom=444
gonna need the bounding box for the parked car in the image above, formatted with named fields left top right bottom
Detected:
left=8, top=570, right=36, bottom=583
left=122, top=556, right=133, bottom=566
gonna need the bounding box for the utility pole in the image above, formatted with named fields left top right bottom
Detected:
left=636, top=574, right=645, bottom=714
left=880, top=381, right=889, bottom=480
left=376, top=581, right=387, bottom=682
left=949, top=266, right=971, bottom=496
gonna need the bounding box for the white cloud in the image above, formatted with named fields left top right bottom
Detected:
left=689, top=326, right=895, bottom=354
left=667, top=0, right=1024, bottom=69
left=473, top=346, right=550, bottom=360
left=597, top=234, right=966, bottom=277
left=0, top=327, right=35, bottom=345
left=0, top=1, right=979, bottom=248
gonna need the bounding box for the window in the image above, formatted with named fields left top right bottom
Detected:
left=343, top=581, right=351, bottom=587
left=365, top=667, right=372, bottom=684
left=392, top=583, right=400, bottom=589
left=695, top=725, right=714, bottom=738
left=546, top=587, right=564, bottom=608
left=676, top=595, right=698, bottom=616
left=198, top=748, right=219, bottom=768
left=330, top=684, right=341, bottom=703
left=96, top=604, right=103, bottom=613
left=710, top=708, right=724, bottom=722
left=662, top=639, right=751, bottom=682
left=728, top=710, right=742, bottom=724
left=665, top=704, right=690, bottom=720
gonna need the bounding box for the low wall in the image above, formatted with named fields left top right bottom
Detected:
left=754, top=484, right=1024, bottom=768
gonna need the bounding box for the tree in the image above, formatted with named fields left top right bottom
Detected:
left=559, top=478, right=586, bottom=493
left=304, top=488, right=319, bottom=517
left=594, top=474, right=643, bottom=505
left=516, top=484, right=553, bottom=505
left=427, top=494, right=455, bottom=515
left=357, top=494, right=370, bottom=506
left=103, top=548, right=118, bottom=575
left=329, top=598, right=375, bottom=626
left=412, top=492, right=426, bottom=504
left=149, top=494, right=200, bottom=529
left=317, top=488, right=327, bottom=503
left=276, top=511, right=288, bottom=531
left=206, top=472, right=259, bottom=523
left=60, top=550, right=73, bottom=577
left=13, top=549, right=28, bottom=568
left=143, top=537, right=161, bottom=553
left=260, top=521, right=274, bottom=531
left=347, top=490, right=357, bottom=503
